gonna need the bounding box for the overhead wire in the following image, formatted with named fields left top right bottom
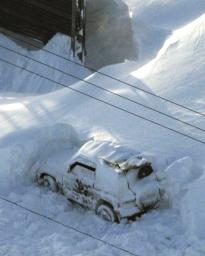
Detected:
left=0, top=56, right=205, bottom=145
left=0, top=43, right=205, bottom=133
left=0, top=6, right=204, bottom=256
left=2, top=30, right=205, bottom=118
left=0, top=195, right=139, bottom=256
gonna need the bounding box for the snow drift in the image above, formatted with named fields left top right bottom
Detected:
left=0, top=1, right=205, bottom=255
left=0, top=34, right=91, bottom=94
left=0, top=123, right=81, bottom=193
left=133, top=13, right=205, bottom=109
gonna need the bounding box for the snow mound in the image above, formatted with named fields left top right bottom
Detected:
left=0, top=1, right=205, bottom=255
left=133, top=14, right=205, bottom=108
left=0, top=33, right=91, bottom=94
left=164, top=157, right=201, bottom=198
left=0, top=123, right=81, bottom=193
left=162, top=156, right=205, bottom=241
left=124, top=0, right=205, bottom=65
left=181, top=173, right=205, bottom=240
left=125, top=0, right=205, bottom=30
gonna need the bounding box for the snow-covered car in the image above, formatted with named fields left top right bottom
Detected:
left=36, top=140, right=162, bottom=222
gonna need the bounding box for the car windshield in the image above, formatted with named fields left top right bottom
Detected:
left=137, top=165, right=153, bottom=179
left=126, top=164, right=154, bottom=186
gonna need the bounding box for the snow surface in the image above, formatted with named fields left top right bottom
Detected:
left=0, top=34, right=92, bottom=94
left=0, top=1, right=205, bottom=255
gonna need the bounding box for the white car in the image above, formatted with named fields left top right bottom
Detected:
left=36, top=140, right=162, bottom=222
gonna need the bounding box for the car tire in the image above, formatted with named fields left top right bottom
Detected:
left=40, top=175, right=58, bottom=192
left=96, top=202, right=118, bottom=222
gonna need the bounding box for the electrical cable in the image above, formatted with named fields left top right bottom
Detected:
left=0, top=43, right=204, bottom=133
left=0, top=56, right=205, bottom=145
left=2, top=30, right=205, bottom=118
left=0, top=195, right=139, bottom=256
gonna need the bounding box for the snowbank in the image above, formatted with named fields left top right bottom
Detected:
left=155, top=156, right=205, bottom=243
left=0, top=1, right=205, bottom=255
left=126, top=0, right=205, bottom=30
left=182, top=173, right=205, bottom=240
left=131, top=12, right=205, bottom=243
left=0, top=33, right=91, bottom=94
left=133, top=14, right=205, bottom=109
left=0, top=123, right=81, bottom=193
left=124, top=0, right=205, bottom=65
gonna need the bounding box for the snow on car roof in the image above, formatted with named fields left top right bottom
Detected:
left=70, top=140, right=149, bottom=171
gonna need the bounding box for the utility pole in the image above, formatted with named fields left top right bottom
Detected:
left=71, top=0, right=87, bottom=63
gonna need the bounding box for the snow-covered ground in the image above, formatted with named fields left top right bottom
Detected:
left=0, top=1, right=205, bottom=256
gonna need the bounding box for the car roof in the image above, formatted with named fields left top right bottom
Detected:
left=69, top=140, right=148, bottom=172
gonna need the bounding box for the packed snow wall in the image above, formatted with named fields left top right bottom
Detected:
left=85, top=0, right=138, bottom=69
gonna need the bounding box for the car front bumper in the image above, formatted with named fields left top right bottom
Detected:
left=117, top=197, right=160, bottom=220
left=117, top=202, right=141, bottom=219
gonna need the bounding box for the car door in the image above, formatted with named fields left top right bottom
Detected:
left=63, top=162, right=96, bottom=209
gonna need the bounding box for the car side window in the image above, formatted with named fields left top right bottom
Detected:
left=70, top=162, right=95, bottom=180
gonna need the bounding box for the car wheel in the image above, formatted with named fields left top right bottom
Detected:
left=96, top=203, right=118, bottom=222
left=41, top=175, right=58, bottom=192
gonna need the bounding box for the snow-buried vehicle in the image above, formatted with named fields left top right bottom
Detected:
left=36, top=140, right=162, bottom=222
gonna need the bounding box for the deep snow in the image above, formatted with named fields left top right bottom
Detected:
left=0, top=1, right=205, bottom=256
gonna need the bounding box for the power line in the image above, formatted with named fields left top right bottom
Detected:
left=1, top=43, right=205, bottom=133
left=0, top=56, right=205, bottom=145
left=3, top=30, right=205, bottom=118
left=0, top=195, right=139, bottom=256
